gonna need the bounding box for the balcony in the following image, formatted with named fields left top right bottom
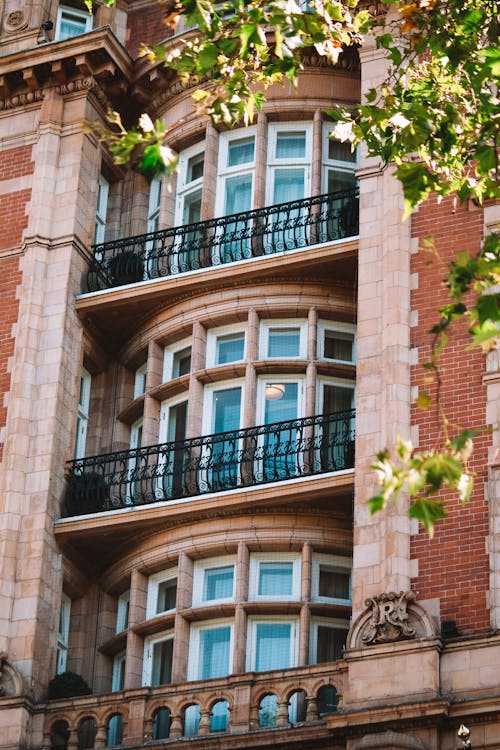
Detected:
left=65, top=410, right=355, bottom=517
left=86, top=189, right=359, bottom=292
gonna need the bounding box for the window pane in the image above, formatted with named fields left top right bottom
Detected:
left=276, top=132, right=306, bottom=159
left=323, top=386, right=353, bottom=414
left=216, top=334, right=245, bottom=365
left=316, top=626, right=348, bottom=662
left=267, top=328, right=300, bottom=358
left=255, top=623, right=291, bottom=671
left=106, top=714, right=123, bottom=746
left=200, top=626, right=231, bottom=679
left=213, top=388, right=241, bottom=433
left=210, top=700, right=229, bottom=732
left=273, top=168, right=305, bottom=204
left=184, top=705, right=201, bottom=736
left=204, top=566, right=234, bottom=601
left=152, top=639, right=173, bottom=685
left=227, top=137, right=255, bottom=166
left=59, top=12, right=88, bottom=39
left=172, top=347, right=191, bottom=378
left=224, top=174, right=252, bottom=215
left=183, top=189, right=202, bottom=225
left=318, top=567, right=350, bottom=599
left=153, top=708, right=171, bottom=740
left=157, top=578, right=177, bottom=613
left=258, top=562, right=293, bottom=596
left=328, top=139, right=357, bottom=163
left=264, top=382, right=298, bottom=424
left=187, top=153, right=204, bottom=182
left=324, top=330, right=354, bottom=361
left=327, top=168, right=357, bottom=193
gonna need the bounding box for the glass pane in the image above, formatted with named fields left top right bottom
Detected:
left=276, top=132, right=306, bottom=159
left=184, top=705, right=201, bottom=736
left=324, top=330, right=354, bottom=361
left=210, top=700, right=229, bottom=732
left=323, top=385, right=353, bottom=414
left=59, top=13, right=88, bottom=39
left=267, top=328, right=300, bottom=358
left=224, top=174, right=252, bottom=215
left=273, top=168, right=305, bottom=204
left=316, top=626, right=348, bottom=662
left=152, top=638, right=173, bottom=686
left=264, top=382, right=298, bottom=424
left=112, top=655, right=125, bottom=691
left=200, top=626, right=231, bottom=679
left=188, top=153, right=204, bottom=182
left=258, top=562, right=293, bottom=596
left=216, top=334, right=245, bottom=364
left=259, top=694, right=278, bottom=727
left=213, top=388, right=241, bottom=432
left=204, top=566, right=234, bottom=600
left=157, top=578, right=177, bottom=612
left=183, top=189, right=202, bottom=225
left=318, top=566, right=350, bottom=599
left=153, top=708, right=170, bottom=740
left=77, top=718, right=96, bottom=750
left=327, top=168, right=357, bottom=193
left=317, top=685, right=339, bottom=715
left=255, top=623, right=291, bottom=671
left=172, top=347, right=191, bottom=378
left=328, top=139, right=356, bottom=163
left=227, top=137, right=255, bottom=166
left=106, top=715, right=123, bottom=746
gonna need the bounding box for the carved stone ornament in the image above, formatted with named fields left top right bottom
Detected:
left=4, top=9, right=28, bottom=32
left=0, top=652, right=23, bottom=697
left=360, top=591, right=416, bottom=645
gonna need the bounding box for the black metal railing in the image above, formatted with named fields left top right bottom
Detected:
left=86, top=189, right=359, bottom=292
left=64, top=410, right=355, bottom=516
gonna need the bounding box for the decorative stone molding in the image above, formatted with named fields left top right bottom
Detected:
left=347, top=591, right=437, bottom=648
left=0, top=77, right=98, bottom=113
left=0, top=653, right=24, bottom=697
left=4, top=9, right=28, bottom=33
left=351, top=730, right=429, bottom=749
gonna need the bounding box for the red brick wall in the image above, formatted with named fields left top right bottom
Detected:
left=126, top=5, right=173, bottom=58
left=410, top=195, right=490, bottom=634
left=0, top=145, right=34, bottom=460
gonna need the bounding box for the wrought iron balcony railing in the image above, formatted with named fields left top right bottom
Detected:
left=65, top=410, right=355, bottom=517
left=86, top=189, right=359, bottom=292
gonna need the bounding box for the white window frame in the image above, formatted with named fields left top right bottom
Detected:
left=56, top=594, right=71, bottom=675
left=163, top=337, right=192, bottom=381
left=256, top=376, right=305, bottom=425
left=146, top=568, right=178, bottom=619
left=74, top=368, right=91, bottom=460
left=266, top=122, right=312, bottom=205
left=116, top=590, right=130, bottom=634
left=246, top=616, right=299, bottom=672
left=201, top=379, right=244, bottom=435
left=309, top=617, right=350, bottom=664
left=187, top=619, right=234, bottom=681
left=134, top=363, right=147, bottom=399
left=316, top=377, right=355, bottom=415
left=311, top=553, right=352, bottom=605
left=317, top=320, right=356, bottom=364
left=148, top=176, right=162, bottom=234
left=215, top=128, right=257, bottom=217
left=321, top=122, right=358, bottom=193
left=175, top=142, right=205, bottom=226
left=192, top=555, right=236, bottom=606
left=142, top=629, right=174, bottom=686
left=248, top=552, right=301, bottom=601
left=93, top=175, right=109, bottom=245
left=259, top=319, right=308, bottom=360
left=111, top=651, right=126, bottom=691
left=55, top=5, right=92, bottom=41
left=206, top=324, right=246, bottom=368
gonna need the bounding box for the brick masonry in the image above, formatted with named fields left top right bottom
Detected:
left=126, top=4, right=173, bottom=58
left=410, top=195, right=490, bottom=634
left=0, top=145, right=34, bottom=461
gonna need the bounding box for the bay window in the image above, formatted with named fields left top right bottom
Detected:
left=192, top=556, right=236, bottom=606
left=146, top=568, right=178, bottom=618
left=143, top=631, right=174, bottom=686
left=188, top=622, right=233, bottom=681
left=310, top=620, right=349, bottom=663
left=312, top=554, right=352, bottom=604
left=266, top=123, right=312, bottom=206
left=111, top=652, right=126, bottom=691
left=249, top=554, right=301, bottom=601
left=55, top=6, right=92, bottom=41
left=259, top=320, right=307, bottom=359
left=247, top=618, right=298, bottom=672
left=206, top=325, right=246, bottom=367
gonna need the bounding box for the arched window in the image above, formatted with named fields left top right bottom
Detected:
left=258, top=694, right=278, bottom=728
left=106, top=714, right=123, bottom=746
left=50, top=720, right=70, bottom=750
left=183, top=704, right=200, bottom=736
left=77, top=717, right=97, bottom=750
left=317, top=685, right=339, bottom=716
left=152, top=707, right=171, bottom=740
left=210, top=700, right=229, bottom=732
left=288, top=689, right=307, bottom=723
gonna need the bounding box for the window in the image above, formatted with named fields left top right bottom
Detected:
left=318, top=321, right=356, bottom=363
left=192, top=556, right=236, bottom=606
left=257, top=378, right=305, bottom=480
left=128, top=418, right=143, bottom=502
left=112, top=652, right=126, bottom=691
left=317, top=381, right=355, bottom=471
left=188, top=622, right=233, bottom=681
left=202, top=382, right=243, bottom=490
left=146, top=568, right=178, bottom=618
left=249, top=554, right=301, bottom=601
left=56, top=594, right=71, bottom=674
left=55, top=6, right=92, bottom=40
left=74, top=369, right=91, bottom=460
left=310, top=620, right=349, bottom=663
left=152, top=707, right=171, bottom=740
left=175, top=144, right=205, bottom=271
left=312, top=554, right=352, bottom=604
left=159, top=397, right=189, bottom=498
left=206, top=325, right=246, bottom=367
left=246, top=618, right=298, bottom=672
left=116, top=590, right=130, bottom=633
left=106, top=714, right=124, bottom=746
left=93, top=175, right=109, bottom=245
left=210, top=700, right=229, bottom=732
left=143, top=631, right=174, bottom=686
left=266, top=123, right=312, bottom=206
left=163, top=339, right=192, bottom=381
left=134, top=363, right=147, bottom=399
left=322, top=123, right=358, bottom=194
left=148, top=177, right=162, bottom=234
left=259, top=321, right=307, bottom=359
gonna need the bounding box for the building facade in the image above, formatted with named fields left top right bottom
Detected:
left=0, top=2, right=499, bottom=749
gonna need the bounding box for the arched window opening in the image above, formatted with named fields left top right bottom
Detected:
left=210, top=700, right=229, bottom=732
left=183, top=704, right=201, bottom=736
left=152, top=707, right=171, bottom=740
left=258, top=694, right=278, bottom=728
left=106, top=714, right=123, bottom=746
left=77, top=717, right=97, bottom=750
left=288, top=689, right=307, bottom=723
left=50, top=720, right=70, bottom=750
left=317, top=685, right=339, bottom=716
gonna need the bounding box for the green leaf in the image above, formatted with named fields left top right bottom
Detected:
left=368, top=495, right=386, bottom=515
left=409, top=499, right=446, bottom=539
left=416, top=392, right=431, bottom=409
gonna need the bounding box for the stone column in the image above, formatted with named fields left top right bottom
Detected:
left=254, top=111, right=268, bottom=209
left=125, top=569, right=147, bottom=689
